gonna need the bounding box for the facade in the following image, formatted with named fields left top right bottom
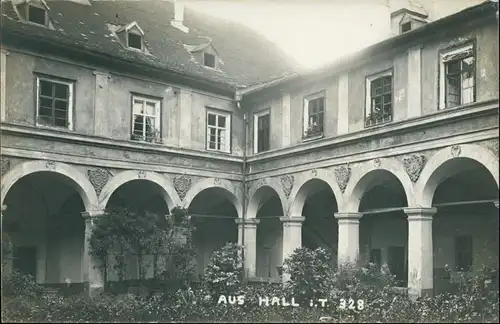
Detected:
left=1, top=0, right=498, bottom=298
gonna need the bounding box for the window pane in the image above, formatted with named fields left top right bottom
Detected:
left=218, top=115, right=226, bottom=128
left=54, top=84, right=69, bottom=99
left=40, top=97, right=52, bottom=108
left=318, top=97, right=325, bottom=112
left=128, top=33, right=143, bottom=50
left=28, top=5, right=46, bottom=25
left=54, top=100, right=67, bottom=111
left=204, top=53, right=216, bottom=68
left=208, top=114, right=216, bottom=126
left=446, top=61, right=461, bottom=74
left=133, top=115, right=144, bottom=135
left=54, top=117, right=67, bottom=127
left=39, top=107, right=52, bottom=118
left=40, top=81, right=53, bottom=96
left=145, top=102, right=156, bottom=115
left=133, top=100, right=144, bottom=114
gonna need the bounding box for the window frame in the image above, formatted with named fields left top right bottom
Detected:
left=206, top=108, right=231, bottom=153
left=130, top=94, right=162, bottom=143
left=302, top=91, right=326, bottom=141
left=203, top=52, right=217, bottom=69
left=35, top=75, right=74, bottom=130
left=127, top=30, right=144, bottom=51
left=438, top=42, right=476, bottom=110
left=364, top=69, right=394, bottom=128
left=25, top=3, right=48, bottom=27
left=400, top=21, right=412, bottom=33
left=253, top=109, right=271, bottom=154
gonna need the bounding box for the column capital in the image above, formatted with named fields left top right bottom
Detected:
left=334, top=212, right=362, bottom=220
left=81, top=210, right=106, bottom=220
left=235, top=218, right=260, bottom=226
left=1, top=205, right=6, bottom=212
left=280, top=216, right=305, bottom=224
left=404, top=207, right=437, bottom=220
left=494, top=201, right=499, bottom=209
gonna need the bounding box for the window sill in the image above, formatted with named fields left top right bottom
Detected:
left=302, top=133, right=324, bottom=142
left=36, top=123, right=73, bottom=131
left=440, top=101, right=476, bottom=111
left=130, top=135, right=163, bottom=145
left=364, top=116, right=392, bottom=128
left=206, top=148, right=232, bottom=155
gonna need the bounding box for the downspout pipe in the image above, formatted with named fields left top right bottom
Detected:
left=237, top=100, right=249, bottom=281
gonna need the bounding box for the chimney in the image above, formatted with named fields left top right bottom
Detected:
left=171, top=0, right=189, bottom=33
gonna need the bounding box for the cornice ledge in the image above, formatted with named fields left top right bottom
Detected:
left=0, top=123, right=244, bottom=164
left=247, top=99, right=498, bottom=163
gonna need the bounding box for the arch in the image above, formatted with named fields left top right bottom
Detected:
left=246, top=182, right=287, bottom=219
left=343, top=158, right=415, bottom=212
left=98, top=170, right=181, bottom=211
left=182, top=177, right=243, bottom=219
left=415, top=143, right=499, bottom=207
left=1, top=160, right=99, bottom=212
left=288, top=168, right=345, bottom=217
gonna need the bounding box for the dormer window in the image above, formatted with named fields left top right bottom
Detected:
left=111, top=21, right=147, bottom=53
left=203, top=53, right=216, bottom=68
left=401, top=21, right=412, bottom=33
left=27, top=4, right=47, bottom=25
left=15, top=0, right=52, bottom=28
left=127, top=32, right=143, bottom=50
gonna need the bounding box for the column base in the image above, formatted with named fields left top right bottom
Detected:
left=408, top=288, right=433, bottom=301
left=84, top=282, right=105, bottom=298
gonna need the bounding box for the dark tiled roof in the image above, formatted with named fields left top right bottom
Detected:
left=1, top=0, right=302, bottom=88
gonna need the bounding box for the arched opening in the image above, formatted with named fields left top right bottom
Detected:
left=104, top=179, right=170, bottom=282
left=357, top=170, right=408, bottom=287
left=298, top=179, right=338, bottom=267
left=430, top=158, right=499, bottom=294
left=188, top=187, right=238, bottom=276
left=2, top=172, right=86, bottom=292
left=254, top=186, right=284, bottom=280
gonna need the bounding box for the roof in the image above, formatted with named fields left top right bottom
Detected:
left=1, top=0, right=302, bottom=90
left=242, top=0, right=498, bottom=103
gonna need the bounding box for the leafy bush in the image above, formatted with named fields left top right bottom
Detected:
left=1, top=269, right=44, bottom=298
left=283, top=247, right=336, bottom=304
left=203, top=242, right=244, bottom=297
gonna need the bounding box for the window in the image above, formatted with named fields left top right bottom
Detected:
left=439, top=43, right=475, bottom=109
left=254, top=110, right=270, bottom=153
left=27, top=4, right=47, bottom=26
left=206, top=110, right=231, bottom=153
left=365, top=70, right=393, bottom=127
left=401, top=21, right=412, bottom=33
left=203, top=53, right=216, bottom=68
left=369, top=249, right=382, bottom=267
left=455, top=235, right=473, bottom=272
left=303, top=93, right=325, bottom=139
left=127, top=32, right=143, bottom=50
left=131, top=96, right=161, bottom=143
left=36, top=77, right=73, bottom=129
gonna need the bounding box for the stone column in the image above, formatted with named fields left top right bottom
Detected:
left=404, top=207, right=437, bottom=299
left=334, top=212, right=362, bottom=265
left=280, top=216, right=304, bottom=282
left=1, top=204, right=6, bottom=218
left=81, top=211, right=106, bottom=297
left=235, top=218, right=260, bottom=278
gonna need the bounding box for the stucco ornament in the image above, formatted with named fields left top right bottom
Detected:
left=373, top=158, right=381, bottom=168
left=1, top=157, right=10, bottom=177
left=311, top=169, right=318, bottom=177
left=280, top=175, right=294, bottom=198
left=45, top=160, right=56, bottom=170
left=174, top=175, right=191, bottom=200
left=334, top=165, right=351, bottom=193
left=481, top=139, right=499, bottom=158
left=87, top=168, right=110, bottom=196
left=402, top=154, right=426, bottom=182
left=137, top=170, right=146, bottom=179
left=214, top=177, right=221, bottom=185
left=451, top=145, right=461, bottom=157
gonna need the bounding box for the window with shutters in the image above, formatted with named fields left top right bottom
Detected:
left=455, top=235, right=473, bottom=272
left=131, top=95, right=162, bottom=143
left=254, top=110, right=270, bottom=154
left=35, top=76, right=74, bottom=130
left=439, top=43, right=475, bottom=109
left=365, top=69, right=393, bottom=127
left=303, top=92, right=325, bottom=140
left=206, top=109, right=231, bottom=153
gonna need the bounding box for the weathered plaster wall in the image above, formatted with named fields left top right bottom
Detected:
left=4, top=51, right=244, bottom=156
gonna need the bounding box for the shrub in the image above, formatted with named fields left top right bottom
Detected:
left=203, top=242, right=244, bottom=297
